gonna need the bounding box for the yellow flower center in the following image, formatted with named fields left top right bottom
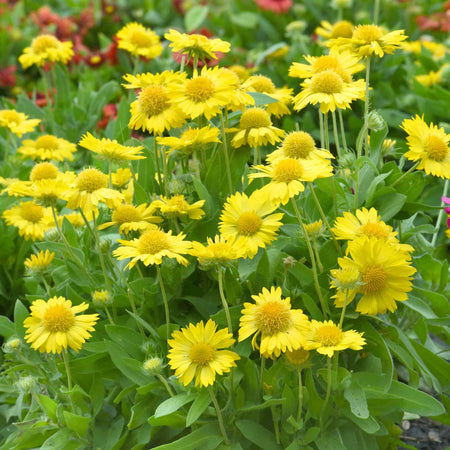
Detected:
left=207, top=243, right=232, bottom=259
left=424, top=135, right=448, bottom=162
left=282, top=131, right=315, bottom=158
left=353, top=25, right=383, bottom=43
left=359, top=222, right=389, bottom=239
left=130, top=29, right=153, bottom=48
left=314, top=325, right=343, bottom=347
left=310, top=70, right=344, bottom=94
left=168, top=195, right=189, bottom=211
left=255, top=300, right=292, bottom=335
left=1, top=110, right=21, bottom=124
left=360, top=265, right=387, bottom=294
left=76, top=168, right=108, bottom=193
left=189, top=342, right=216, bottom=365
left=312, top=55, right=340, bottom=73
left=331, top=21, right=354, bottom=38
left=35, top=135, right=59, bottom=150
left=248, top=75, right=276, bottom=94
left=181, top=128, right=200, bottom=142
left=139, top=85, right=169, bottom=116
left=43, top=304, right=75, bottom=332
left=236, top=211, right=262, bottom=236
left=285, top=348, right=310, bottom=365
left=30, top=162, right=59, bottom=181
left=32, top=34, right=59, bottom=53
left=20, top=202, right=44, bottom=223
left=112, top=204, right=141, bottom=224
left=272, top=158, right=303, bottom=182
left=185, top=76, right=215, bottom=103
left=240, top=108, right=271, bottom=129
left=137, top=229, right=169, bottom=255
left=304, top=220, right=323, bottom=236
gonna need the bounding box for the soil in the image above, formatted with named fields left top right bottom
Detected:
left=400, top=417, right=450, bottom=450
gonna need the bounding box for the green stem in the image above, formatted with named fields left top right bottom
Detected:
left=320, top=357, right=332, bottom=423
left=323, top=112, right=330, bottom=152
left=338, top=289, right=349, bottom=329
left=271, top=404, right=281, bottom=444
left=337, top=109, right=348, bottom=151
left=156, top=265, right=170, bottom=343
left=363, top=57, right=371, bottom=157
left=161, top=145, right=170, bottom=197
left=4, top=130, right=10, bottom=164
left=312, top=237, right=323, bottom=273
left=104, top=305, right=115, bottom=325
left=154, top=139, right=163, bottom=194
left=62, top=349, right=72, bottom=391
left=374, top=0, right=381, bottom=24
left=431, top=179, right=449, bottom=246
left=91, top=212, right=112, bottom=293
left=391, top=161, right=420, bottom=188
left=39, top=273, right=51, bottom=296
left=296, top=369, right=303, bottom=422
left=108, top=160, right=113, bottom=188
left=319, top=110, right=325, bottom=149
left=156, top=373, right=175, bottom=397
left=220, top=109, right=233, bottom=195
left=208, top=386, right=230, bottom=446
left=331, top=111, right=342, bottom=160
left=39, top=68, right=55, bottom=134
left=127, top=288, right=145, bottom=338
left=218, top=267, right=233, bottom=335
left=260, top=356, right=266, bottom=393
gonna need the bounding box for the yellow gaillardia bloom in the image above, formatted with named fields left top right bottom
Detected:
left=328, top=24, right=407, bottom=58
left=2, top=201, right=55, bottom=241
left=229, top=64, right=252, bottom=83
left=333, top=236, right=416, bottom=315
left=24, top=250, right=55, bottom=272
left=18, top=135, right=77, bottom=162
left=62, top=212, right=85, bottom=228
left=292, top=69, right=366, bottom=114
left=79, top=132, right=145, bottom=162
left=415, top=65, right=447, bottom=88
left=24, top=296, right=98, bottom=354
left=116, top=22, right=162, bottom=59
left=0, top=110, right=41, bottom=138
left=168, top=319, right=239, bottom=387
left=400, top=115, right=450, bottom=179
left=249, top=157, right=334, bottom=205
left=19, top=34, right=73, bottom=69
left=303, top=320, right=366, bottom=358
left=285, top=348, right=310, bottom=366
left=239, top=286, right=309, bottom=358
left=315, top=20, right=354, bottom=40
left=152, top=195, right=205, bottom=220
left=113, top=227, right=192, bottom=269
left=190, top=235, right=246, bottom=268
left=219, top=190, right=284, bottom=258
left=231, top=107, right=285, bottom=148
left=168, top=67, right=238, bottom=120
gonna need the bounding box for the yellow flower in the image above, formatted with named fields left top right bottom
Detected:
left=24, top=296, right=98, bottom=354
left=168, top=319, right=239, bottom=387
left=152, top=195, right=205, bottom=220
left=231, top=107, right=285, bottom=148
left=24, top=250, right=55, bottom=272
left=79, top=132, right=145, bottom=162
left=92, top=290, right=111, bottom=305
left=0, top=109, right=40, bottom=137
left=238, top=286, right=309, bottom=358
left=303, top=320, right=366, bottom=357
left=111, top=168, right=133, bottom=189
left=304, top=220, right=323, bottom=238
left=249, top=157, right=334, bottom=205
left=401, top=115, right=450, bottom=179
left=333, top=236, right=416, bottom=315
left=190, top=235, right=246, bottom=267
left=19, top=34, right=73, bottom=68
left=330, top=266, right=361, bottom=291
left=219, top=190, right=284, bottom=258
left=62, top=212, right=85, bottom=228
left=315, top=20, right=354, bottom=40
left=415, top=65, right=447, bottom=88
left=116, top=22, right=162, bottom=59
left=285, top=348, right=310, bottom=366
left=18, top=134, right=77, bottom=162
left=113, top=227, right=192, bottom=269
left=229, top=64, right=252, bottom=82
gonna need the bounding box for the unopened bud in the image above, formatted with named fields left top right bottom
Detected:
left=367, top=111, right=386, bottom=132
left=143, top=357, right=163, bottom=375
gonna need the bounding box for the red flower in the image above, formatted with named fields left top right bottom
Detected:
left=253, top=0, right=292, bottom=14
left=0, top=66, right=16, bottom=89
left=30, top=6, right=59, bottom=29
left=97, top=103, right=118, bottom=129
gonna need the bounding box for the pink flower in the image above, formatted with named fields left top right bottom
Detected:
left=253, top=0, right=292, bottom=14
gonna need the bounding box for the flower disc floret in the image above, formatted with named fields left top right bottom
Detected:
left=360, top=265, right=387, bottom=294
left=29, top=162, right=59, bottom=182
left=185, top=77, right=214, bottom=103
left=283, top=131, right=315, bottom=158
left=310, top=70, right=344, bottom=94
left=76, top=168, right=108, bottom=193
left=236, top=211, right=263, bottom=236
left=137, top=229, right=169, bottom=255
left=140, top=86, right=169, bottom=116
left=20, top=202, right=44, bottom=223
left=272, top=158, right=304, bottom=182
left=112, top=204, right=141, bottom=224
left=425, top=135, right=448, bottom=162
left=240, top=108, right=272, bottom=129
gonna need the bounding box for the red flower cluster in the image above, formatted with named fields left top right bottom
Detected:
left=97, top=103, right=118, bottom=130
left=253, top=0, right=292, bottom=14
left=416, top=2, right=450, bottom=32
left=0, top=66, right=16, bottom=89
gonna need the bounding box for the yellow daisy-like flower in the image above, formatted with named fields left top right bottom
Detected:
left=2, top=201, right=55, bottom=241
left=63, top=168, right=124, bottom=216
left=78, top=132, right=145, bottom=162
left=24, top=296, right=99, bottom=354
left=92, top=290, right=111, bottom=305
left=157, top=125, right=221, bottom=158
left=152, top=195, right=205, bottom=220
left=19, top=34, right=73, bottom=69
left=229, top=64, right=252, bottom=82
left=0, top=110, right=41, bottom=138
left=303, top=320, right=365, bottom=358
left=190, top=235, right=246, bottom=267
left=400, top=115, right=450, bottom=179
left=113, top=227, right=192, bottom=269
left=168, top=66, right=238, bottom=120
left=62, top=212, right=85, bottom=228
left=98, top=202, right=162, bottom=234
left=415, top=65, right=447, bottom=88
left=333, top=236, right=416, bottom=315
left=111, top=168, right=133, bottom=189
left=116, top=22, right=162, bottom=59
left=18, top=134, right=77, bottom=162
left=168, top=319, right=239, bottom=387
left=249, top=157, right=334, bottom=205
left=330, top=266, right=361, bottom=291
left=231, top=107, right=285, bottom=149
left=164, top=29, right=231, bottom=62
left=239, top=286, right=309, bottom=358
left=304, top=220, right=323, bottom=239
left=24, top=250, right=55, bottom=272
left=328, top=24, right=407, bottom=58
left=219, top=190, right=284, bottom=258
left=292, top=69, right=366, bottom=114
left=285, top=348, right=310, bottom=366
left=315, top=20, right=354, bottom=40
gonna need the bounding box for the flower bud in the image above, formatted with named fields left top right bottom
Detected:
left=17, top=376, right=36, bottom=392
left=367, top=110, right=386, bottom=132
left=4, top=337, right=21, bottom=353
left=143, top=357, right=163, bottom=375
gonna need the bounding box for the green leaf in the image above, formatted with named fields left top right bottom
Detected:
left=235, top=419, right=281, bottom=450
left=413, top=287, right=450, bottom=316
left=184, top=5, right=209, bottom=32
left=344, top=384, right=369, bottom=419
left=14, top=299, right=29, bottom=338
left=105, top=325, right=144, bottom=359
left=247, top=91, right=278, bottom=106
left=370, top=191, right=407, bottom=221
left=63, top=411, right=90, bottom=436
left=128, top=398, right=155, bottom=430
left=186, top=388, right=211, bottom=427
left=40, top=429, right=78, bottom=450
left=154, top=393, right=196, bottom=418
left=0, top=316, right=15, bottom=338
left=237, top=397, right=285, bottom=414
left=38, top=394, right=58, bottom=423
left=231, top=11, right=259, bottom=29
left=316, top=430, right=347, bottom=450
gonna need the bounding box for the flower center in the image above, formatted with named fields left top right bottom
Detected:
left=236, top=211, right=262, bottom=236
left=331, top=21, right=354, bottom=38
left=130, top=29, right=153, bottom=47
left=208, top=243, right=232, bottom=259
left=185, top=77, right=215, bottom=103
left=137, top=229, right=169, bottom=254
left=1, top=110, right=21, bottom=124
left=360, top=265, right=387, bottom=294
left=32, top=34, right=59, bottom=53
left=310, top=70, right=344, bottom=94
left=272, top=158, right=303, bottom=182
left=424, top=135, right=448, bottom=161
left=76, top=168, right=108, bottom=193
left=359, top=222, right=389, bottom=239
left=255, top=300, right=292, bottom=335
left=247, top=75, right=276, bottom=94
left=20, top=202, right=44, bottom=223
left=312, top=55, right=340, bottom=73
left=42, top=304, right=75, bottom=333
left=138, top=86, right=169, bottom=116
left=353, top=25, right=383, bottom=43
left=112, top=204, right=141, bottom=224
left=181, top=128, right=200, bottom=142
left=314, top=325, right=343, bottom=347
left=30, top=162, right=59, bottom=181
left=240, top=108, right=271, bottom=129
left=282, top=131, right=315, bottom=158
left=35, top=135, right=59, bottom=150
left=168, top=195, right=190, bottom=211
left=189, top=342, right=216, bottom=365
left=285, top=348, right=310, bottom=365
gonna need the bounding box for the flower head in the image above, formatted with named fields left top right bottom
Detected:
left=152, top=195, right=205, bottom=220
left=19, top=34, right=73, bottom=68
left=315, top=20, right=354, bottom=40
left=0, top=109, right=40, bottom=138
left=18, top=134, right=76, bottom=162
left=285, top=348, right=310, bottom=366
left=116, top=22, right=162, bottom=59
left=190, top=235, right=246, bottom=268
left=24, top=250, right=55, bottom=272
